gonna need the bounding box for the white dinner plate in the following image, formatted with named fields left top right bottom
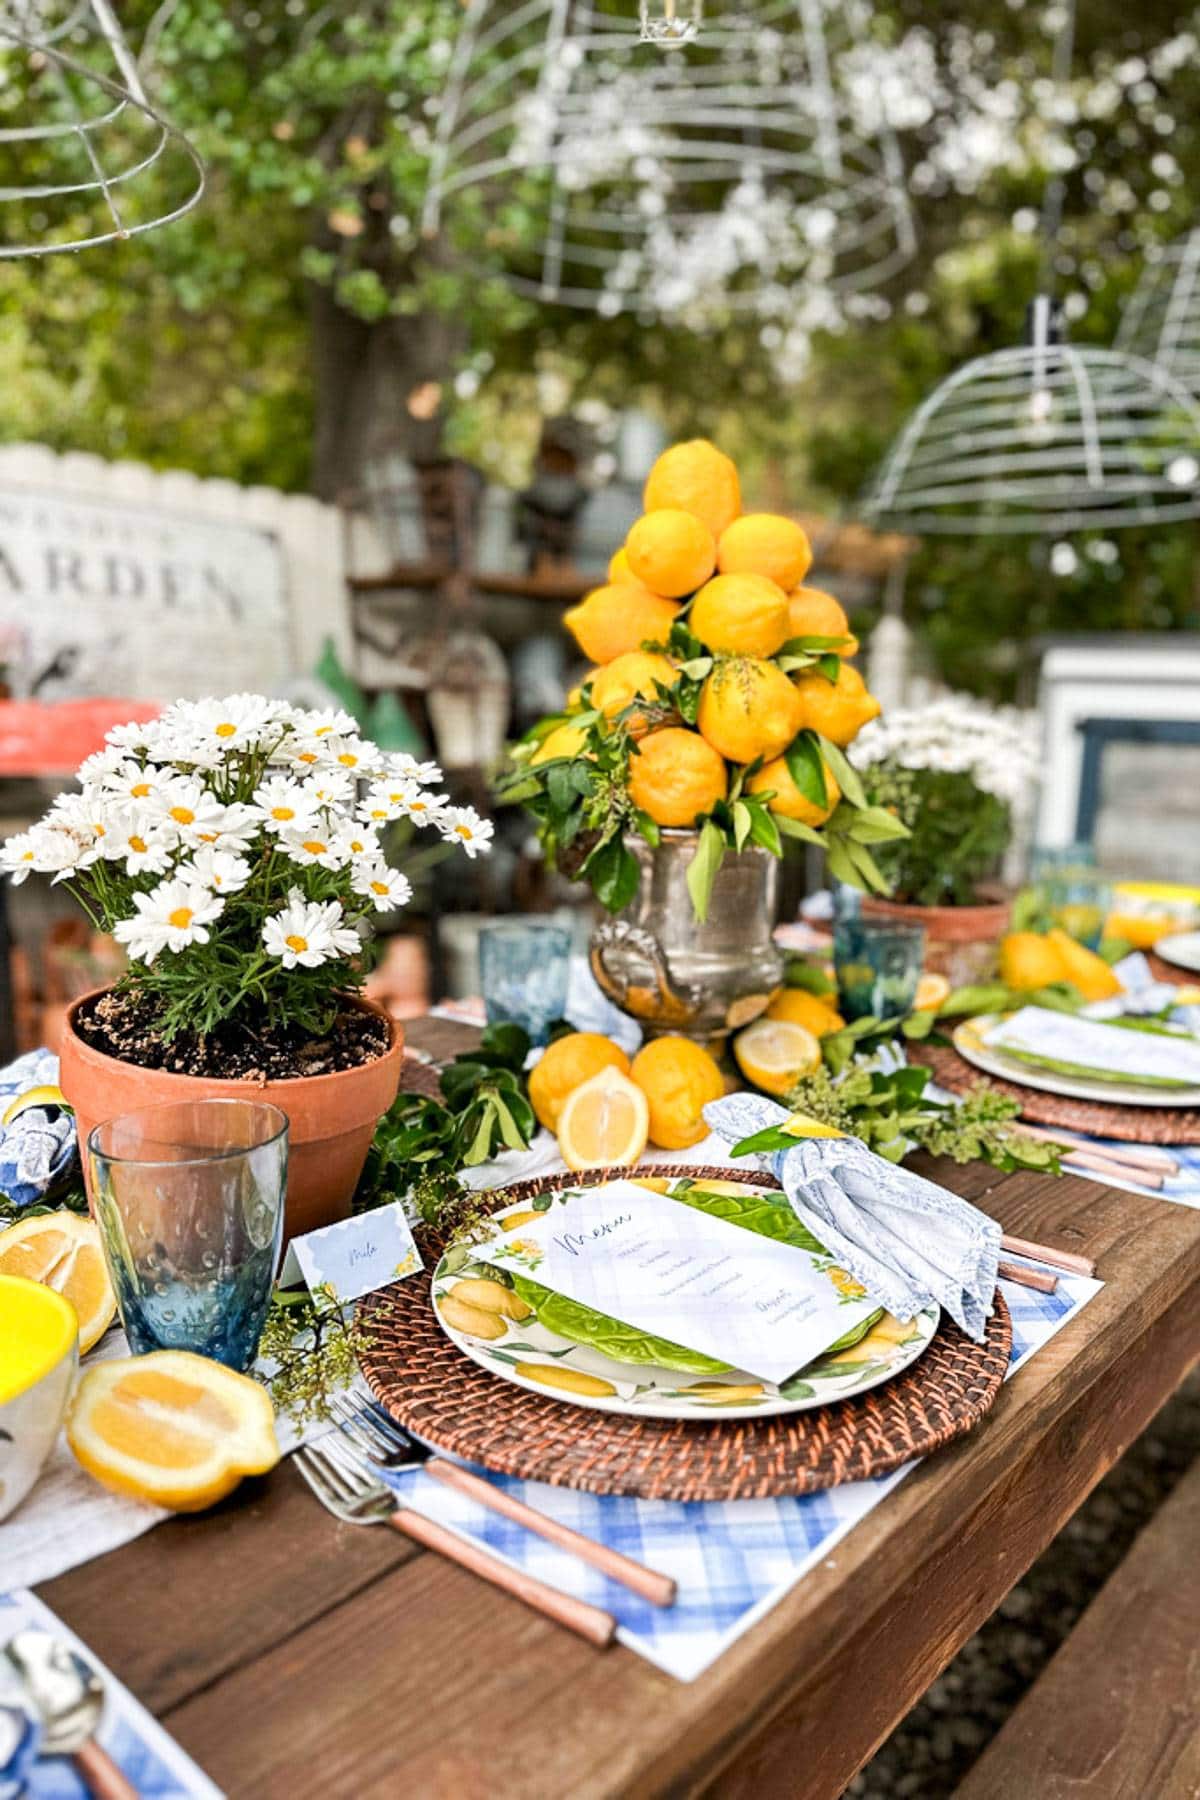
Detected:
left=1152, top=932, right=1200, bottom=976
left=953, top=1016, right=1200, bottom=1109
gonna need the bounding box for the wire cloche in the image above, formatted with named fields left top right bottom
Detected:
left=638, top=0, right=703, bottom=46
left=0, top=0, right=205, bottom=258
left=422, top=0, right=915, bottom=317
left=1116, top=230, right=1200, bottom=396
left=862, top=299, right=1200, bottom=536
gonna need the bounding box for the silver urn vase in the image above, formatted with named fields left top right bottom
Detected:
left=588, top=831, right=783, bottom=1045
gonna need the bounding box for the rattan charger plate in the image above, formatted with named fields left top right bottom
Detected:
left=909, top=1041, right=1200, bottom=1145
left=358, top=1164, right=1012, bottom=1502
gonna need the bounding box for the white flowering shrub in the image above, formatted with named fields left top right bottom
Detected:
left=1, top=695, right=492, bottom=1041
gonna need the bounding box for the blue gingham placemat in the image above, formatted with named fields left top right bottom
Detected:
left=0, top=1590, right=222, bottom=1798
left=353, top=1265, right=1101, bottom=1683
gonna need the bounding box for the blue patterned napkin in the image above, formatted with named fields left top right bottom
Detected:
left=703, top=1093, right=1002, bottom=1340
left=0, top=1051, right=75, bottom=1211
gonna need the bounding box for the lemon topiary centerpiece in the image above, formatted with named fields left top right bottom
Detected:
left=499, top=440, right=905, bottom=1040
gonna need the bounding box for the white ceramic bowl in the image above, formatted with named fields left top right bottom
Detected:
left=0, top=1273, right=79, bottom=1521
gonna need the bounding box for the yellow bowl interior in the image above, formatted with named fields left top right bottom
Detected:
left=0, top=1273, right=78, bottom=1404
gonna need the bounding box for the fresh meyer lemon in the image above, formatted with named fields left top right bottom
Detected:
left=1104, top=911, right=1176, bottom=949
left=629, top=1035, right=724, bottom=1149
left=528, top=1032, right=632, bottom=1131
left=786, top=586, right=859, bottom=657
left=556, top=1067, right=650, bottom=1171
left=607, top=547, right=655, bottom=592
left=696, top=657, right=802, bottom=765
left=791, top=662, right=881, bottom=747
left=0, top=1212, right=116, bottom=1354
left=66, top=1350, right=280, bottom=1511
left=689, top=573, right=790, bottom=658
left=998, top=931, right=1066, bottom=991
left=530, top=721, right=592, bottom=766
left=732, top=1018, right=822, bottom=1097
left=563, top=585, right=680, bottom=664
left=913, top=972, right=951, bottom=1011
left=717, top=514, right=813, bottom=591
left=627, top=727, right=727, bottom=827
left=747, top=753, right=840, bottom=825
left=589, top=651, right=676, bottom=735
left=1, top=1083, right=71, bottom=1128
left=643, top=439, right=742, bottom=540
left=765, top=989, right=845, bottom=1034
left=624, top=509, right=716, bottom=599
left=1045, top=928, right=1123, bottom=1001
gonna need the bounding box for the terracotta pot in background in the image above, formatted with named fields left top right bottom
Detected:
left=59, top=990, right=404, bottom=1242
left=861, top=887, right=1011, bottom=988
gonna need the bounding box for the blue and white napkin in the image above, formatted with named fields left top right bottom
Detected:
left=0, top=1050, right=75, bottom=1211
left=703, top=1093, right=1001, bottom=1340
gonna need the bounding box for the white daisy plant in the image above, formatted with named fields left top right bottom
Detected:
left=4, top=695, right=489, bottom=1043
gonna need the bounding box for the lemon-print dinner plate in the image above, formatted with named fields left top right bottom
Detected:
left=431, top=1178, right=938, bottom=1421
left=953, top=1015, right=1200, bottom=1109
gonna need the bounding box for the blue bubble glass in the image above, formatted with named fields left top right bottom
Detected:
left=479, top=921, right=571, bottom=1045
left=833, top=916, right=926, bottom=1022
left=88, top=1099, right=287, bottom=1372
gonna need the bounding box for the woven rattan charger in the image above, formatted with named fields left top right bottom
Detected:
left=908, top=1041, right=1200, bottom=1145
left=358, top=1163, right=1012, bottom=1503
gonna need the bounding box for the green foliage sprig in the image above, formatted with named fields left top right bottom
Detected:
left=256, top=1284, right=375, bottom=1427
left=860, top=762, right=1011, bottom=907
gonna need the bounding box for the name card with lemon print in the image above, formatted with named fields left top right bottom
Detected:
left=473, top=1180, right=879, bottom=1385
left=280, top=1202, right=423, bottom=1304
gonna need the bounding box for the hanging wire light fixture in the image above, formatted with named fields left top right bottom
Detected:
left=862, top=0, right=1200, bottom=536
left=422, top=0, right=915, bottom=317
left=638, top=0, right=702, bottom=46
left=0, top=0, right=205, bottom=258
left=1116, top=229, right=1200, bottom=396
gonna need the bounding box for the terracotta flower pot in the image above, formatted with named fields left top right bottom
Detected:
left=861, top=887, right=1011, bottom=988
left=60, top=990, right=404, bottom=1243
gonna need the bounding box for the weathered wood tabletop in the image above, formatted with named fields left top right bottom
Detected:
left=35, top=1016, right=1200, bottom=1798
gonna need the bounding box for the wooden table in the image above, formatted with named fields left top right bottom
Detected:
left=36, top=1017, right=1200, bottom=1798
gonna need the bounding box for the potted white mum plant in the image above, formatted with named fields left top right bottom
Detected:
left=2, top=694, right=491, bottom=1236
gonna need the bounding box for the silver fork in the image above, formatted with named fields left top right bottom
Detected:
left=294, top=1437, right=617, bottom=1647
left=328, top=1393, right=677, bottom=1608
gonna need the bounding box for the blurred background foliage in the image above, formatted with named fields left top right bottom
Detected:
left=0, top=0, right=1198, bottom=694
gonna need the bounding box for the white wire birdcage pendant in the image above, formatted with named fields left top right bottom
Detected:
left=1117, top=229, right=1200, bottom=398
left=422, top=0, right=915, bottom=318
left=638, top=0, right=702, bottom=46
left=863, top=297, right=1200, bottom=536
left=0, top=0, right=204, bottom=258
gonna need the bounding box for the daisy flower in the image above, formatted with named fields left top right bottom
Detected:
left=104, top=811, right=174, bottom=878
left=279, top=828, right=345, bottom=870
left=388, top=752, right=443, bottom=785
left=77, top=746, right=129, bottom=787
left=262, top=889, right=361, bottom=970
left=358, top=781, right=448, bottom=828
left=334, top=824, right=380, bottom=863
left=323, top=735, right=382, bottom=778
left=0, top=832, right=42, bottom=885
left=26, top=824, right=91, bottom=884
left=147, top=776, right=231, bottom=846
left=251, top=775, right=321, bottom=836
left=439, top=806, right=494, bottom=858
left=169, top=693, right=285, bottom=756
left=185, top=846, right=252, bottom=893
left=300, top=706, right=358, bottom=741
left=47, top=788, right=113, bottom=867
left=113, top=878, right=225, bottom=963
left=190, top=801, right=261, bottom=854
left=105, top=718, right=159, bottom=756
left=99, top=759, right=160, bottom=806
left=351, top=861, right=413, bottom=912
left=301, top=769, right=356, bottom=811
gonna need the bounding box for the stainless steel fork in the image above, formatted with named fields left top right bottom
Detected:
left=328, top=1393, right=677, bottom=1607
left=294, top=1437, right=617, bottom=1647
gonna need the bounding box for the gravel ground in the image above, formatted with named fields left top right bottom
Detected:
left=844, top=1367, right=1200, bottom=1798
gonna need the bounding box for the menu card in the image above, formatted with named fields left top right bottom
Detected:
left=472, top=1180, right=880, bottom=1384
left=984, top=1006, right=1200, bottom=1087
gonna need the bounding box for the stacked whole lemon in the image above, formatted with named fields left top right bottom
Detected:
left=558, top=440, right=880, bottom=834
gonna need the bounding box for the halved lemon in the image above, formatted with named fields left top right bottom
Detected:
left=732, top=1019, right=822, bottom=1097
left=556, top=1067, right=650, bottom=1172
left=67, top=1350, right=280, bottom=1511
left=0, top=1211, right=116, bottom=1354
left=913, top=972, right=951, bottom=1012
left=1, top=1083, right=71, bottom=1128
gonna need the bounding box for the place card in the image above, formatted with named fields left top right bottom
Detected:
left=984, top=1005, right=1200, bottom=1087
left=472, top=1180, right=880, bottom=1384
left=279, top=1202, right=423, bottom=1304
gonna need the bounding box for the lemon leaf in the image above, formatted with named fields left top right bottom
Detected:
left=817, top=737, right=868, bottom=809
left=783, top=730, right=829, bottom=806
left=686, top=819, right=726, bottom=922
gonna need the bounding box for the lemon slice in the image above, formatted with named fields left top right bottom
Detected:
left=67, top=1350, right=280, bottom=1511
left=556, top=1067, right=650, bottom=1171
left=732, top=1018, right=822, bottom=1097
left=781, top=1113, right=845, bottom=1140
left=2, top=1083, right=70, bottom=1128
left=0, top=1211, right=116, bottom=1354
left=913, top=972, right=951, bottom=1011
